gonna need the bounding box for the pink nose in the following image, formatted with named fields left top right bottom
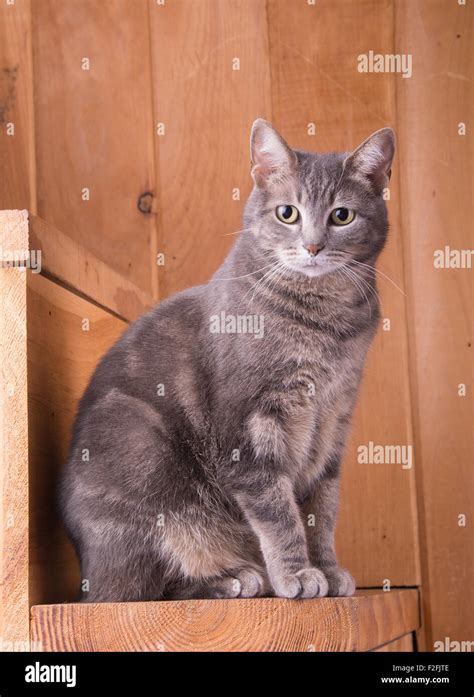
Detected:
left=304, top=244, right=323, bottom=256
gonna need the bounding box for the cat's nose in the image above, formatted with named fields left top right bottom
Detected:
left=304, top=244, right=324, bottom=256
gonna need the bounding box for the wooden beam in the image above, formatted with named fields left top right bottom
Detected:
left=29, top=214, right=153, bottom=321
left=0, top=209, right=152, bottom=321
left=0, top=209, right=30, bottom=649
left=30, top=589, right=419, bottom=652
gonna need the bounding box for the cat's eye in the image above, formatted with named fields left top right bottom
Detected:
left=276, top=205, right=300, bottom=225
left=330, top=207, right=355, bottom=226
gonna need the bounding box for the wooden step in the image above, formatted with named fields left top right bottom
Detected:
left=30, top=589, right=419, bottom=652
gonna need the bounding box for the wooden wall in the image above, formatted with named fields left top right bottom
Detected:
left=0, top=0, right=35, bottom=211
left=395, top=0, right=473, bottom=649
left=0, top=0, right=471, bottom=649
left=150, top=0, right=273, bottom=298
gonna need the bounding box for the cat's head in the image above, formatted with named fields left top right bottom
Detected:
left=244, top=119, right=395, bottom=279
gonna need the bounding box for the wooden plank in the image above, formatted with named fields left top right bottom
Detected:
left=31, top=0, right=158, bottom=296
left=267, top=0, right=420, bottom=587
left=374, top=633, right=414, bottom=652
left=29, top=214, right=153, bottom=321
left=30, top=589, right=419, bottom=652
left=395, top=0, right=473, bottom=649
left=149, top=0, right=272, bottom=298
left=0, top=210, right=30, bottom=649
left=0, top=208, right=29, bottom=256
left=0, top=0, right=36, bottom=211
left=26, top=272, right=127, bottom=607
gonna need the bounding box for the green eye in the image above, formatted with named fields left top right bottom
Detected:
left=330, top=207, right=355, bottom=226
left=276, top=205, right=299, bottom=224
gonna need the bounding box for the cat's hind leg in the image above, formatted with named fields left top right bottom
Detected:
left=78, top=546, right=166, bottom=603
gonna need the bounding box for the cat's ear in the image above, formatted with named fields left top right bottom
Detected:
left=343, top=128, right=395, bottom=192
left=250, top=119, right=297, bottom=187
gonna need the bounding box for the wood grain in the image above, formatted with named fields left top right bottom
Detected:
left=0, top=0, right=36, bottom=212
left=29, top=214, right=153, bottom=321
left=267, top=0, right=420, bottom=588
left=0, top=210, right=30, bottom=648
left=31, top=0, right=158, bottom=296
left=30, top=589, right=419, bottom=653
left=27, top=272, right=127, bottom=606
left=395, top=0, right=473, bottom=649
left=149, top=0, right=272, bottom=298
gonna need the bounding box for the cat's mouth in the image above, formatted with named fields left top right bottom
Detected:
left=280, top=253, right=345, bottom=279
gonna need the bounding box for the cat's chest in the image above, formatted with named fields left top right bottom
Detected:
left=279, top=339, right=366, bottom=480
left=268, top=313, right=364, bottom=372
left=277, top=328, right=364, bottom=396
left=282, top=392, right=342, bottom=491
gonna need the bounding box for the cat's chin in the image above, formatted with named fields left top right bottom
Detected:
left=290, top=264, right=337, bottom=279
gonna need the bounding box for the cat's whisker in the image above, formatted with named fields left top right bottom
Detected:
left=337, top=266, right=372, bottom=319
left=347, top=269, right=378, bottom=318
left=327, top=252, right=403, bottom=301
left=247, top=267, right=286, bottom=314
left=334, top=259, right=386, bottom=316
left=238, top=259, right=280, bottom=310
left=244, top=263, right=284, bottom=309
left=243, top=260, right=288, bottom=313
left=263, top=264, right=290, bottom=299
left=221, top=227, right=253, bottom=237
left=210, top=261, right=278, bottom=282
left=349, top=259, right=406, bottom=297
left=346, top=270, right=372, bottom=319
left=258, top=262, right=288, bottom=296
left=342, top=264, right=379, bottom=303
left=265, top=262, right=292, bottom=293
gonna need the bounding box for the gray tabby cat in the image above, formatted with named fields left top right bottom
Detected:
left=59, top=119, right=395, bottom=602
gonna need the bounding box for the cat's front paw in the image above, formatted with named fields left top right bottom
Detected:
left=323, top=567, right=356, bottom=597
left=273, top=567, right=328, bottom=599
left=235, top=568, right=265, bottom=598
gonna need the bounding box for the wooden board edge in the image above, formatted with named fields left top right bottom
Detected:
left=356, top=589, right=420, bottom=652
left=0, top=209, right=30, bottom=649
left=0, top=209, right=29, bottom=255
left=30, top=590, right=420, bottom=652
left=373, top=632, right=414, bottom=652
